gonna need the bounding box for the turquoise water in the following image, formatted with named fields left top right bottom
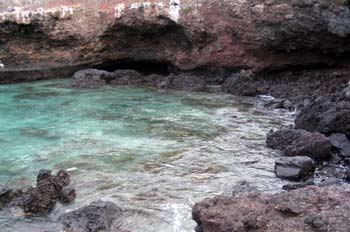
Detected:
left=0, top=79, right=293, bottom=232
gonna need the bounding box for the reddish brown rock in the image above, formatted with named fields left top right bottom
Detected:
left=266, top=129, right=333, bottom=161
left=1, top=0, right=350, bottom=82
left=192, top=186, right=350, bottom=232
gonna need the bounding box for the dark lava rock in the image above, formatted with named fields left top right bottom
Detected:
left=275, top=156, right=315, bottom=181
left=3, top=169, right=76, bottom=216
left=171, top=74, right=207, bottom=92
left=222, top=70, right=261, bottom=96
left=110, top=69, right=143, bottom=85
left=295, top=97, right=350, bottom=137
left=266, top=129, right=332, bottom=161
left=192, top=186, right=350, bottom=232
left=71, top=69, right=111, bottom=88
left=329, top=133, right=350, bottom=158
left=62, top=200, right=122, bottom=232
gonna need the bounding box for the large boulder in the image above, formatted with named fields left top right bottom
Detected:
left=222, top=70, right=264, bottom=96
left=62, top=200, right=122, bottom=232
left=266, top=129, right=332, bottom=161
left=71, top=69, right=111, bottom=89
left=192, top=186, right=350, bottom=232
left=295, top=97, right=350, bottom=137
left=275, top=156, right=315, bottom=181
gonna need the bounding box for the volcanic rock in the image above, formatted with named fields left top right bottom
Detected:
left=110, top=69, right=143, bottom=85
left=275, top=156, right=315, bottom=181
left=266, top=129, right=332, bottom=160
left=62, top=200, right=122, bottom=232
left=2, top=1, right=350, bottom=82
left=71, top=69, right=110, bottom=89
left=192, top=186, right=350, bottom=232
left=295, top=97, right=350, bottom=137
left=329, top=133, right=350, bottom=158
left=1, top=169, right=76, bottom=216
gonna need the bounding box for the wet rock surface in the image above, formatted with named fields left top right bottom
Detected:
left=275, top=156, right=315, bottom=181
left=231, top=181, right=259, bottom=196
left=192, top=186, right=350, bottom=232
left=62, top=200, right=123, bottom=232
left=266, top=129, right=332, bottom=161
left=0, top=170, right=76, bottom=216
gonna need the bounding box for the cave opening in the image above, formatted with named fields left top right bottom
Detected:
left=95, top=59, right=174, bottom=76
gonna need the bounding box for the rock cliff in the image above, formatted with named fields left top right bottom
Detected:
left=1, top=0, right=350, bottom=82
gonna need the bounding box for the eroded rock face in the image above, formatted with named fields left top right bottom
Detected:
left=275, top=156, right=315, bottom=181
left=192, top=186, right=350, bottom=232
left=2, top=0, right=350, bottom=82
left=62, top=200, right=122, bottom=232
left=231, top=181, right=259, bottom=196
left=0, top=169, right=76, bottom=216
left=266, top=129, right=332, bottom=160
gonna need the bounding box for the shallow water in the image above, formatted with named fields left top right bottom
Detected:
left=0, top=79, right=294, bottom=232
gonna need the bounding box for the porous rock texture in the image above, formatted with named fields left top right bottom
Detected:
left=2, top=0, right=350, bottom=82
left=295, top=95, right=350, bottom=137
left=62, top=200, right=124, bottom=232
left=266, top=129, right=333, bottom=161
left=0, top=169, right=76, bottom=216
left=192, top=186, right=350, bottom=232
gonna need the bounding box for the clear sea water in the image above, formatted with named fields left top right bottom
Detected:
left=0, top=79, right=293, bottom=232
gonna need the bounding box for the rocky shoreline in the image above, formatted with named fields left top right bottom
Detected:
left=1, top=66, right=348, bottom=231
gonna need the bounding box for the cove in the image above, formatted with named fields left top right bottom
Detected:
left=0, top=79, right=293, bottom=231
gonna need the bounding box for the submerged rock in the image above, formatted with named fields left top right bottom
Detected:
left=231, top=181, right=258, bottom=196
left=266, top=129, right=332, bottom=161
left=0, top=187, right=22, bottom=210
left=1, top=170, right=76, bottom=216
left=62, top=200, right=122, bottom=232
left=192, top=186, right=350, bottom=232
left=275, top=156, right=315, bottom=181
